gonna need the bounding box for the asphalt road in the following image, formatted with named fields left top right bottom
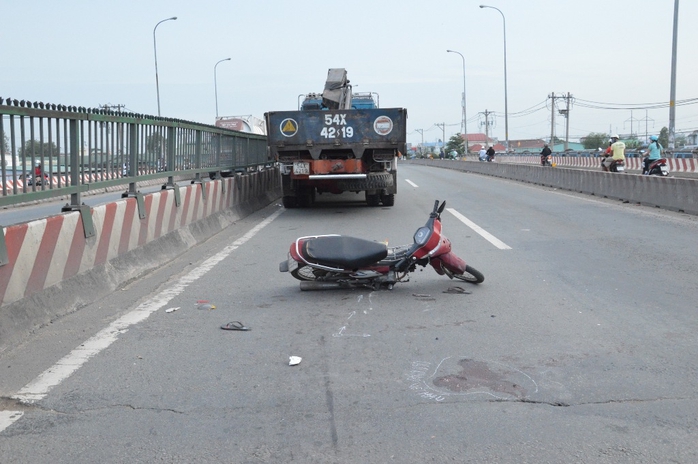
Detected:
left=1, top=164, right=698, bottom=463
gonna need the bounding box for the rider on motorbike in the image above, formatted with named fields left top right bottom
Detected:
left=643, top=135, right=663, bottom=175
left=540, top=143, right=552, bottom=166
left=602, top=134, right=625, bottom=172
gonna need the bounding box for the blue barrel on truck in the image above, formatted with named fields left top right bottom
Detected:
left=265, top=69, right=407, bottom=208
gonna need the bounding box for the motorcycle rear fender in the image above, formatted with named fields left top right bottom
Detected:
left=289, top=239, right=306, bottom=262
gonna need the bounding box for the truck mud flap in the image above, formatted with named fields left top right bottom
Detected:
left=335, top=172, right=394, bottom=192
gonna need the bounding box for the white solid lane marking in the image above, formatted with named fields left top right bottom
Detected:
left=0, top=411, right=24, bottom=434
left=405, top=179, right=419, bottom=188
left=10, top=208, right=285, bottom=408
left=446, top=208, right=512, bottom=250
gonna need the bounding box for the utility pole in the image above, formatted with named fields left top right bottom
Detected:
left=624, top=110, right=641, bottom=138
left=642, top=110, right=655, bottom=141
left=552, top=93, right=572, bottom=151
left=415, top=129, right=424, bottom=155
left=549, top=92, right=556, bottom=150
left=565, top=92, right=571, bottom=151
left=435, top=123, right=446, bottom=155
left=479, top=110, right=494, bottom=145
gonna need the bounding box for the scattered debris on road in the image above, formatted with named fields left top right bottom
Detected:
left=443, top=286, right=471, bottom=294
left=221, top=321, right=250, bottom=331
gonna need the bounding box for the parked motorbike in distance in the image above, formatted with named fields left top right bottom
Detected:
left=279, top=200, right=484, bottom=291
left=644, top=157, right=669, bottom=176
left=601, top=155, right=625, bottom=173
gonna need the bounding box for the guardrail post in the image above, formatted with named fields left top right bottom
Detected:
left=61, top=119, right=95, bottom=238
left=191, top=129, right=206, bottom=200
left=121, top=122, right=145, bottom=219
left=161, top=125, right=180, bottom=206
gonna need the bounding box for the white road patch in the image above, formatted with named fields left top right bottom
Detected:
left=9, top=208, right=284, bottom=410
left=446, top=208, right=512, bottom=250
left=0, top=411, right=24, bottom=433
left=405, top=179, right=419, bottom=188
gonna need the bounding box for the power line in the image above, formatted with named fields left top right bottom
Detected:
left=575, top=97, right=698, bottom=110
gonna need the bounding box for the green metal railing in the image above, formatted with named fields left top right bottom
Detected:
left=0, top=99, right=269, bottom=210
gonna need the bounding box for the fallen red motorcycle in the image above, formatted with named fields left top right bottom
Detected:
left=279, top=200, right=484, bottom=290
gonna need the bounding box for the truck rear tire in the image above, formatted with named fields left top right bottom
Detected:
left=336, top=172, right=393, bottom=192
left=282, top=196, right=297, bottom=208
left=366, top=192, right=381, bottom=206
left=381, top=193, right=395, bottom=206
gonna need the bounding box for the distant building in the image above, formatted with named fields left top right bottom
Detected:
left=508, top=139, right=546, bottom=153
left=553, top=142, right=585, bottom=152
left=459, top=133, right=496, bottom=153
left=687, top=130, right=698, bottom=146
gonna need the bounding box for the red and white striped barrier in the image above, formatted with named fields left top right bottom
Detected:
left=498, top=156, right=697, bottom=173
left=0, top=169, right=278, bottom=308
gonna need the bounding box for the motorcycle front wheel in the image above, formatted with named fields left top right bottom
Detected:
left=451, top=265, right=485, bottom=284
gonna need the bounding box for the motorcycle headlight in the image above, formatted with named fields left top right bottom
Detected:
left=414, top=227, right=431, bottom=246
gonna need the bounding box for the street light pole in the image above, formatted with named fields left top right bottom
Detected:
left=214, top=58, right=231, bottom=118
left=668, top=0, right=679, bottom=149
left=479, top=5, right=508, bottom=152
left=153, top=16, right=177, bottom=117
left=447, top=49, right=468, bottom=155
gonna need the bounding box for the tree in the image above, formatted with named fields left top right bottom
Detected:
left=445, top=133, right=465, bottom=155
left=624, top=136, right=641, bottom=149
left=658, top=127, right=669, bottom=149
left=1, top=130, right=8, bottom=155
left=17, top=139, right=59, bottom=158
left=146, top=133, right=165, bottom=156
left=582, top=132, right=609, bottom=150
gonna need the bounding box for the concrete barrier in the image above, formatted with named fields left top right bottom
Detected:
left=409, top=159, right=698, bottom=216
left=0, top=168, right=281, bottom=353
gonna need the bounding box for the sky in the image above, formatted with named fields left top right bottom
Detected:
left=2, top=0, right=697, bottom=148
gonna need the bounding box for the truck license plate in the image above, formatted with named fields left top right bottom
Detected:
left=293, top=161, right=309, bottom=175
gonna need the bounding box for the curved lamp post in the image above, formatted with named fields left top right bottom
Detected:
left=214, top=58, right=231, bottom=118
left=447, top=49, right=468, bottom=154
left=153, top=16, right=177, bottom=117
left=479, top=5, right=508, bottom=152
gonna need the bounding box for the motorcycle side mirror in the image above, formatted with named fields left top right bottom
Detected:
left=437, top=201, right=446, bottom=214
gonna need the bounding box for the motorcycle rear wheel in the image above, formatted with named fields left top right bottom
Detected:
left=451, top=265, right=485, bottom=284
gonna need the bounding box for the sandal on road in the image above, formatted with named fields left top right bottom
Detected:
left=221, top=321, right=250, bottom=331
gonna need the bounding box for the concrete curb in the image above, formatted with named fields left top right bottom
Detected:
left=0, top=168, right=281, bottom=353
left=409, top=160, right=698, bottom=216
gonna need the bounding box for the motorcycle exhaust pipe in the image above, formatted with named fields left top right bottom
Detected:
left=299, top=281, right=343, bottom=291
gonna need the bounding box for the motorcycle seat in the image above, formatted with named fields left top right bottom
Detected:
left=303, top=236, right=388, bottom=269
